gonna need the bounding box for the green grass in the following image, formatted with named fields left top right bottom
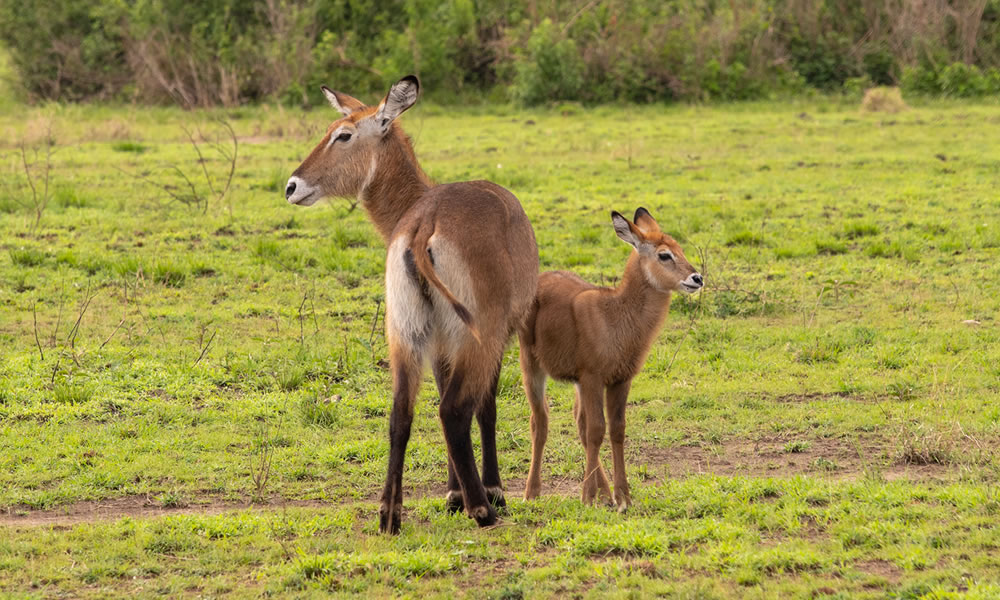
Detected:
left=111, top=141, right=149, bottom=154
left=1, top=97, right=1000, bottom=597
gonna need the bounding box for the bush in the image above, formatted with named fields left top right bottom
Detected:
left=902, top=62, right=1000, bottom=98
left=861, top=87, right=906, bottom=113
left=3, top=0, right=1000, bottom=105
left=512, top=20, right=585, bottom=105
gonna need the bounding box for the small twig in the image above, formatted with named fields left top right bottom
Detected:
left=562, top=0, right=601, bottom=34
left=113, top=165, right=193, bottom=208
left=297, top=293, right=308, bottom=347
left=49, top=355, right=61, bottom=385
left=100, top=317, right=127, bottom=351
left=214, top=119, right=238, bottom=214
left=67, top=282, right=96, bottom=350
left=664, top=318, right=697, bottom=378
left=193, top=329, right=218, bottom=367
left=32, top=302, right=44, bottom=360
left=310, top=278, right=319, bottom=334
left=167, top=164, right=203, bottom=209
left=183, top=125, right=218, bottom=199
left=368, top=298, right=382, bottom=349
left=100, top=283, right=129, bottom=351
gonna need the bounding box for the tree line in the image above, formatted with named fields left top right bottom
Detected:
left=2, top=0, right=999, bottom=106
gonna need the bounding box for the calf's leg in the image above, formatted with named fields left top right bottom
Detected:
left=606, top=379, right=632, bottom=512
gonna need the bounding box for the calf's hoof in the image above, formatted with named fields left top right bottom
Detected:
left=378, top=503, right=402, bottom=535
left=445, top=490, right=464, bottom=514
left=614, top=488, right=632, bottom=513
left=468, top=503, right=499, bottom=528
left=523, top=482, right=541, bottom=501
left=485, top=486, right=508, bottom=515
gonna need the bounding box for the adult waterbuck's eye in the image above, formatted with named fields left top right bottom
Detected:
left=335, top=131, right=353, bottom=143
left=658, top=251, right=674, bottom=262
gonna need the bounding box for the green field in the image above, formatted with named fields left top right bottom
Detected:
left=2, top=96, right=1000, bottom=598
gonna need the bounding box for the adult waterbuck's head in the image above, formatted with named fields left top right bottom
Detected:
left=611, top=208, right=703, bottom=294
left=285, top=76, right=422, bottom=208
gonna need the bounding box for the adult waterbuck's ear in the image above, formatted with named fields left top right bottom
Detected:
left=321, top=86, right=365, bottom=116
left=374, top=75, right=420, bottom=135
left=633, top=207, right=661, bottom=234
left=611, top=211, right=642, bottom=249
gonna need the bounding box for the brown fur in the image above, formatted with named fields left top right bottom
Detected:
left=518, top=208, right=702, bottom=510
left=288, top=76, right=538, bottom=532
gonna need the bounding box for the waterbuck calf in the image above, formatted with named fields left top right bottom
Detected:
left=285, top=76, right=539, bottom=533
left=518, top=208, right=702, bottom=511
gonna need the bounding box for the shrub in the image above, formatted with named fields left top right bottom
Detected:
left=4, top=0, right=1000, bottom=105
left=512, top=20, right=585, bottom=105
left=111, top=142, right=148, bottom=154
left=861, top=87, right=906, bottom=113
left=9, top=247, right=46, bottom=267
left=54, top=186, right=88, bottom=208
left=152, top=261, right=187, bottom=288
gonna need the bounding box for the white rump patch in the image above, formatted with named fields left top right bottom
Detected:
left=385, top=236, right=432, bottom=355
left=426, top=235, right=478, bottom=359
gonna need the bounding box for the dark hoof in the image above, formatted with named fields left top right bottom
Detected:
left=469, top=504, right=498, bottom=528
left=485, top=486, right=508, bottom=515
left=378, top=504, right=402, bottom=535
left=445, top=490, right=464, bottom=514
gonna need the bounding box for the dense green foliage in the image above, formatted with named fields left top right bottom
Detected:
left=3, top=0, right=1000, bottom=105
left=2, top=97, right=1000, bottom=596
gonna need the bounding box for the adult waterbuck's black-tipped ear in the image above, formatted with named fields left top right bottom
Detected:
left=611, top=211, right=641, bottom=249
left=374, top=75, right=420, bottom=135
left=633, top=207, right=661, bottom=233
left=321, top=86, right=365, bottom=116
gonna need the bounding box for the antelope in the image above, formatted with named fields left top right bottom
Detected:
left=518, top=208, right=702, bottom=511
left=285, top=76, right=538, bottom=533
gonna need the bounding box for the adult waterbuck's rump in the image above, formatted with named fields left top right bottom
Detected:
left=518, top=208, right=702, bottom=511
left=285, top=75, right=539, bottom=533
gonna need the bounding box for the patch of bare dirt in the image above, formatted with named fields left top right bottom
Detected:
left=0, top=496, right=328, bottom=529
left=1, top=435, right=969, bottom=529
left=641, top=435, right=955, bottom=481
left=855, top=559, right=902, bottom=584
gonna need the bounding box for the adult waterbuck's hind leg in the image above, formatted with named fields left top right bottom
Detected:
left=439, top=350, right=499, bottom=527
left=433, top=357, right=465, bottom=514
left=437, top=356, right=505, bottom=514
left=379, top=344, right=423, bottom=534
left=605, top=380, right=632, bottom=512
left=475, top=358, right=505, bottom=512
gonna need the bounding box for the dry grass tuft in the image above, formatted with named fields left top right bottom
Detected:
left=861, top=87, right=907, bottom=113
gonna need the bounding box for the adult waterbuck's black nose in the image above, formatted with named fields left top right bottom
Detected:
left=285, top=180, right=297, bottom=199
left=691, top=273, right=703, bottom=286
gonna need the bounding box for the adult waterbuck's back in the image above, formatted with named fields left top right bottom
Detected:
left=285, top=76, right=539, bottom=533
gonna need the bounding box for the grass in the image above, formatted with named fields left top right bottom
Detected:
left=1, top=97, right=1000, bottom=597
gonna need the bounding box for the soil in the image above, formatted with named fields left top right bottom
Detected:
left=0, top=434, right=960, bottom=528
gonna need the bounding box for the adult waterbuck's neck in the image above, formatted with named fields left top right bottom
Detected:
left=284, top=75, right=432, bottom=241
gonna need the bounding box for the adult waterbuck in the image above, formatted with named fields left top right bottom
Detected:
left=285, top=76, right=539, bottom=533
left=518, top=208, right=702, bottom=511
